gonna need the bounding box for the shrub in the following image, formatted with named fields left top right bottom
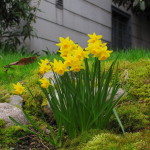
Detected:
left=0, top=0, right=41, bottom=51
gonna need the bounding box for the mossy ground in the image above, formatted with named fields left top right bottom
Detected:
left=62, top=129, right=150, bottom=150
left=0, top=51, right=150, bottom=149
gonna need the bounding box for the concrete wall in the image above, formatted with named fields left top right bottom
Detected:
left=28, top=0, right=150, bottom=53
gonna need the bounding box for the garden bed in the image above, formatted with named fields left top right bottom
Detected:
left=0, top=49, right=150, bottom=150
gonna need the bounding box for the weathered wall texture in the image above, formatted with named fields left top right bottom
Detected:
left=28, top=0, right=150, bottom=53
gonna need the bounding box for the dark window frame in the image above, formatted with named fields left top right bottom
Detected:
left=56, top=0, right=63, bottom=9
left=112, top=6, right=132, bottom=50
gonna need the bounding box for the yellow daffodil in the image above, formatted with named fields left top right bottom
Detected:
left=98, top=49, right=113, bottom=60
left=56, top=37, right=78, bottom=58
left=86, top=33, right=112, bottom=60
left=88, top=33, right=103, bottom=43
left=91, top=46, right=112, bottom=60
left=39, top=78, right=51, bottom=88
left=13, top=82, right=25, bottom=95
left=69, top=57, right=84, bottom=72
left=52, top=59, right=68, bottom=75
left=73, top=46, right=89, bottom=60
left=38, top=59, right=52, bottom=74
left=63, top=55, right=75, bottom=67
left=39, top=58, right=49, bottom=65
left=56, top=37, right=71, bottom=49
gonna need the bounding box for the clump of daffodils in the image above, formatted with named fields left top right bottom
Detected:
left=38, top=33, right=112, bottom=76
left=86, top=33, right=112, bottom=60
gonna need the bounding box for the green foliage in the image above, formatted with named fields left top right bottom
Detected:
left=40, top=58, right=124, bottom=139
left=113, top=0, right=150, bottom=19
left=63, top=130, right=150, bottom=150
left=0, top=0, right=41, bottom=51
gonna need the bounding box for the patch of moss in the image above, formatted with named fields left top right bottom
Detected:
left=0, top=125, right=29, bottom=149
left=0, top=90, right=10, bottom=103
left=82, top=130, right=150, bottom=150
left=0, top=118, right=6, bottom=127
left=109, top=104, right=149, bottom=133
left=62, top=130, right=109, bottom=150
left=63, top=130, right=150, bottom=150
left=119, top=60, right=150, bottom=104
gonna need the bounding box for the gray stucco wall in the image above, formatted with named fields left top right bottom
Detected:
left=28, top=0, right=150, bottom=53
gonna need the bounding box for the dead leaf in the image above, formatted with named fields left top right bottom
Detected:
left=4, top=56, right=37, bottom=68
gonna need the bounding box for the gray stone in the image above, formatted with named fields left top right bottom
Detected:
left=9, top=95, right=23, bottom=108
left=43, top=71, right=54, bottom=80
left=107, top=87, right=125, bottom=101
left=114, top=88, right=125, bottom=100
left=0, top=103, right=29, bottom=127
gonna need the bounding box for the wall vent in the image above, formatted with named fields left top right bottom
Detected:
left=56, top=0, right=63, bottom=9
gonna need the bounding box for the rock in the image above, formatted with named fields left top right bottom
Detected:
left=9, top=95, right=23, bottom=107
left=0, top=103, right=29, bottom=127
left=43, top=71, right=54, bottom=80
left=114, top=88, right=125, bottom=100
left=107, top=88, right=125, bottom=101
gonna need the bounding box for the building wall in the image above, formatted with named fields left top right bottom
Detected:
left=28, top=0, right=112, bottom=53
left=112, top=3, right=150, bottom=49
left=28, top=0, right=150, bottom=53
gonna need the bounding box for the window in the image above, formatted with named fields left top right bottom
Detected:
left=56, top=0, right=63, bottom=9
left=112, top=6, right=131, bottom=50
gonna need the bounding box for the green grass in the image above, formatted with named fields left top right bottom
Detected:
left=108, top=49, right=150, bottom=61
left=0, top=52, right=60, bottom=89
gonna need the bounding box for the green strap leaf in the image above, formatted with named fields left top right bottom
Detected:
left=113, top=108, right=125, bottom=134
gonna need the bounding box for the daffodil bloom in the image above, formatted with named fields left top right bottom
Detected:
left=63, top=55, right=75, bottom=67
left=39, top=78, right=51, bottom=88
left=98, top=49, right=113, bottom=60
left=13, top=82, right=25, bottom=95
left=39, top=58, right=49, bottom=65
left=91, top=46, right=112, bottom=60
left=56, top=37, right=78, bottom=58
left=70, top=63, right=84, bottom=72
left=38, top=59, right=52, bottom=74
left=69, top=58, right=84, bottom=72
left=73, top=46, right=89, bottom=60
left=56, top=37, right=71, bottom=49
left=52, top=59, right=68, bottom=75
left=39, top=64, right=52, bottom=74
left=88, top=33, right=103, bottom=43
